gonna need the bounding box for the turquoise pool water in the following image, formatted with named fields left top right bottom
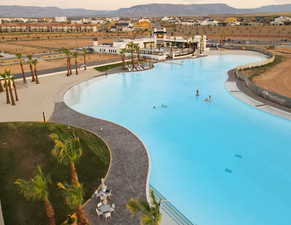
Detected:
left=65, top=54, right=291, bottom=225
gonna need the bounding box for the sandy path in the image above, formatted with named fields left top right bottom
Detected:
left=0, top=68, right=103, bottom=122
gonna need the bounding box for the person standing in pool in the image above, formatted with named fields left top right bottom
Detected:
left=195, top=89, right=200, bottom=96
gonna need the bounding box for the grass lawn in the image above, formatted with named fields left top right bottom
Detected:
left=94, top=62, right=123, bottom=72
left=0, top=122, right=110, bottom=225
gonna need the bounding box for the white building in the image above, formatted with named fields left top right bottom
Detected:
left=271, top=16, right=291, bottom=25
left=199, top=19, right=219, bottom=26
left=90, top=27, right=208, bottom=60
left=55, top=16, right=67, bottom=23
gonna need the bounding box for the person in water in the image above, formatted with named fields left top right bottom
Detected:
left=204, top=96, right=212, bottom=102
left=195, top=89, right=200, bottom=96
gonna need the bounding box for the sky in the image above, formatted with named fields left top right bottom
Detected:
left=1, top=0, right=291, bottom=10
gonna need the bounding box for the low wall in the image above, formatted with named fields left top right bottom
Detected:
left=226, top=45, right=291, bottom=108
left=236, top=70, right=291, bottom=108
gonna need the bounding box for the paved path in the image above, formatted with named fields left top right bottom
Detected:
left=50, top=102, right=149, bottom=225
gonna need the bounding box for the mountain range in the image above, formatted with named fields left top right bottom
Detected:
left=1, top=3, right=291, bottom=17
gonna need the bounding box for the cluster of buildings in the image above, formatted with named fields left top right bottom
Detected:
left=91, top=27, right=208, bottom=60
left=0, top=15, right=290, bottom=33
left=271, top=16, right=291, bottom=25
left=0, top=16, right=152, bottom=33
left=0, top=23, right=98, bottom=33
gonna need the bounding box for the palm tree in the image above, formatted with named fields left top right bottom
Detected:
left=82, top=49, right=88, bottom=70
left=49, top=133, right=83, bottom=186
left=127, top=190, right=162, bottom=225
left=135, top=45, right=141, bottom=63
left=126, top=42, right=138, bottom=69
left=119, top=48, right=127, bottom=69
left=72, top=52, right=79, bottom=75
left=6, top=70, right=19, bottom=102
left=4, top=69, right=16, bottom=105
left=16, top=53, right=26, bottom=83
left=58, top=183, right=88, bottom=225
left=63, top=48, right=72, bottom=76
left=15, top=166, right=56, bottom=225
left=32, top=59, right=40, bottom=84
left=27, top=55, right=35, bottom=82
left=0, top=72, right=10, bottom=104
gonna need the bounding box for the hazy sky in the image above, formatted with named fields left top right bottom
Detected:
left=2, top=0, right=291, bottom=10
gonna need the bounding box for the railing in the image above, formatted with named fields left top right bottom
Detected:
left=0, top=201, right=5, bottom=225
left=150, top=185, right=197, bottom=225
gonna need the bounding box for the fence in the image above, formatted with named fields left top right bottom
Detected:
left=150, top=185, right=197, bottom=225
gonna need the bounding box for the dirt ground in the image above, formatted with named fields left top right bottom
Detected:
left=0, top=38, right=118, bottom=54
left=0, top=42, right=44, bottom=54
left=252, top=50, right=291, bottom=98
left=0, top=53, right=120, bottom=74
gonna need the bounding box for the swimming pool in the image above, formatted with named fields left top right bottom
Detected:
left=65, top=53, right=291, bottom=225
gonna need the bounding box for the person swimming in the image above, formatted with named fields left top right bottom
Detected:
left=204, top=96, right=212, bottom=102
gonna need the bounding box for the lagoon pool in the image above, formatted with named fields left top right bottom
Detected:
left=65, top=53, right=291, bottom=225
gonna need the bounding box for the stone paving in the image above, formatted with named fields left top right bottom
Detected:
left=50, top=102, right=149, bottom=225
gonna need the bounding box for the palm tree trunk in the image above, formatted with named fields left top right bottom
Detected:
left=83, top=55, right=87, bottom=70
left=75, top=57, right=78, bottom=75
left=4, top=79, right=10, bottom=104
left=77, top=207, right=89, bottom=225
left=12, top=78, right=19, bottom=101
left=0, top=79, right=3, bottom=92
left=131, top=51, right=134, bottom=68
left=66, top=57, right=70, bottom=76
left=70, top=162, right=80, bottom=186
left=8, top=79, right=15, bottom=105
left=30, top=64, right=35, bottom=82
left=34, top=65, right=40, bottom=84
left=121, top=55, right=125, bottom=69
left=20, top=62, right=26, bottom=83
left=44, top=198, right=56, bottom=225
left=69, top=58, right=72, bottom=75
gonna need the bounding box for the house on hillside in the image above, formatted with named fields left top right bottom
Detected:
left=115, top=21, right=133, bottom=31
left=54, top=16, right=67, bottom=23
left=199, top=18, right=218, bottom=26
left=271, top=16, right=291, bottom=25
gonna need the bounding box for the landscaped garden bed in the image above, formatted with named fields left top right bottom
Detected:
left=0, top=122, right=110, bottom=225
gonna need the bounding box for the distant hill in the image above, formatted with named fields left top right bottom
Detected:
left=1, top=3, right=291, bottom=17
